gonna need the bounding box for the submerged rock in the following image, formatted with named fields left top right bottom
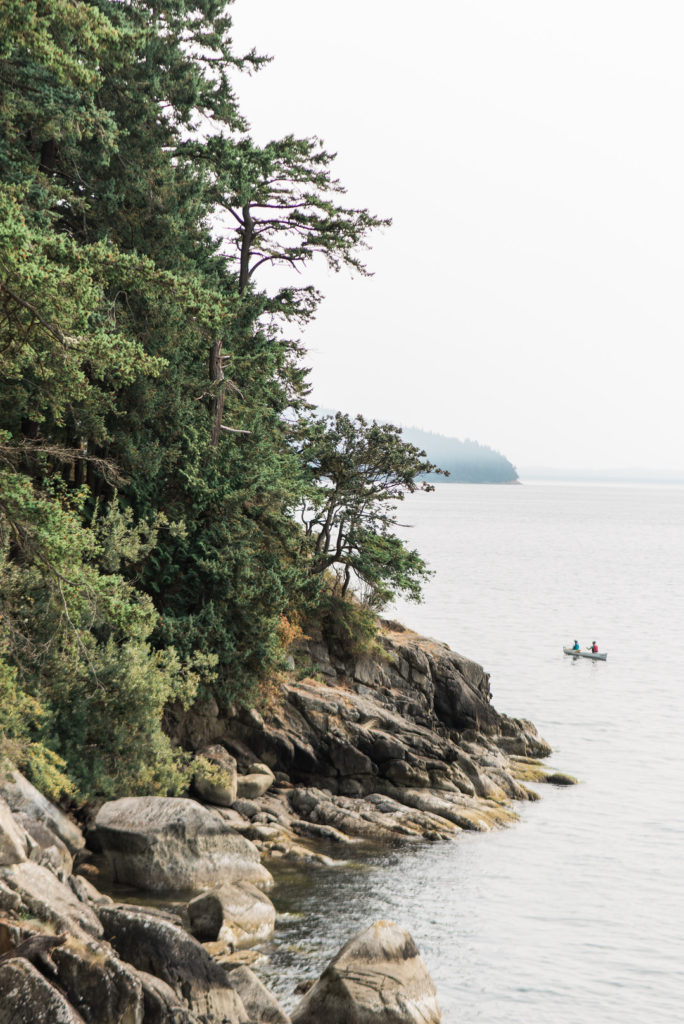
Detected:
left=290, top=920, right=441, bottom=1024
left=95, top=796, right=272, bottom=892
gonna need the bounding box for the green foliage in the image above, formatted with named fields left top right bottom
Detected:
left=318, top=591, right=383, bottom=659
left=300, top=413, right=442, bottom=607
left=0, top=466, right=199, bottom=798
left=193, top=133, right=390, bottom=300
left=0, top=0, right=423, bottom=805
left=0, top=639, right=73, bottom=801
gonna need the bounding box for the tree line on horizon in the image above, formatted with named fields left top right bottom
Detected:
left=0, top=0, right=443, bottom=801
left=401, top=427, right=518, bottom=484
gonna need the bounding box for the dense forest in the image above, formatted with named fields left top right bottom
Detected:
left=0, top=0, right=444, bottom=803
left=401, top=427, right=519, bottom=483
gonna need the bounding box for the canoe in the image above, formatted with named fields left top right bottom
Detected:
left=563, top=647, right=607, bottom=661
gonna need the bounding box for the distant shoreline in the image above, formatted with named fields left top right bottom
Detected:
left=519, top=469, right=684, bottom=485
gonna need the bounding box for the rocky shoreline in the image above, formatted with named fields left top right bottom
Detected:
left=0, top=621, right=574, bottom=1022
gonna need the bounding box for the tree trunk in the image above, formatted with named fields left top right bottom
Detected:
left=209, top=340, right=224, bottom=446
left=238, top=204, right=254, bottom=292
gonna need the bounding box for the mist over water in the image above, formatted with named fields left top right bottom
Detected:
left=261, top=483, right=684, bottom=1023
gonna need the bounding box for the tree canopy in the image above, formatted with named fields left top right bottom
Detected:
left=300, top=413, right=441, bottom=606
left=0, top=0, right=437, bottom=801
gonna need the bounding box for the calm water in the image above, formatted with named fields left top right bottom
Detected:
left=260, top=483, right=684, bottom=1023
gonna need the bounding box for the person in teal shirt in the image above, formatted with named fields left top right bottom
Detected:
left=572, top=640, right=580, bottom=651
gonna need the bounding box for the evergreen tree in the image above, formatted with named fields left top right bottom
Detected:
left=0, top=0, right=418, bottom=798
left=300, top=413, right=441, bottom=607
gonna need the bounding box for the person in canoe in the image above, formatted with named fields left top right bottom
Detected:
left=571, top=640, right=580, bottom=651
left=588, top=641, right=599, bottom=653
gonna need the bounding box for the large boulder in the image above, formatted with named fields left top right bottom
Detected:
left=99, top=904, right=247, bottom=1022
left=290, top=920, right=441, bottom=1024
left=193, top=745, right=238, bottom=807
left=0, top=769, right=84, bottom=854
left=187, top=880, right=276, bottom=946
left=95, top=796, right=272, bottom=892
left=0, top=958, right=86, bottom=1024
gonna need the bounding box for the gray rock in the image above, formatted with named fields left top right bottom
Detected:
left=0, top=878, right=22, bottom=912
left=130, top=969, right=199, bottom=1024
left=225, top=965, right=291, bottom=1023
left=1, top=860, right=103, bottom=937
left=0, top=958, right=86, bottom=1024
left=232, top=797, right=260, bottom=819
left=99, top=904, right=248, bottom=1022
left=95, top=796, right=272, bottom=892
left=381, top=759, right=430, bottom=789
left=187, top=880, right=276, bottom=946
left=50, top=941, right=144, bottom=1024
left=0, top=797, right=28, bottom=866
left=17, top=812, right=73, bottom=879
left=328, top=739, right=374, bottom=777
left=289, top=788, right=401, bottom=842
left=68, top=874, right=113, bottom=907
left=290, top=920, right=441, bottom=1024
left=193, top=744, right=238, bottom=807
left=237, top=764, right=275, bottom=800
left=0, top=769, right=84, bottom=854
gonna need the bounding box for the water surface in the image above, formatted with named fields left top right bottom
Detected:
left=260, top=483, right=684, bottom=1023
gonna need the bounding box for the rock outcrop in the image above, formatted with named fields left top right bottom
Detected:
left=0, top=620, right=571, bottom=1023
left=290, top=920, right=442, bottom=1024
left=0, top=958, right=87, bottom=1024
left=165, top=622, right=558, bottom=859
left=99, top=903, right=247, bottom=1021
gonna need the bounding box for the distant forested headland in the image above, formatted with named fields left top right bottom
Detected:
left=401, top=427, right=519, bottom=484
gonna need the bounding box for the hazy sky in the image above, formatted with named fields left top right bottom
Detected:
left=231, top=1, right=684, bottom=472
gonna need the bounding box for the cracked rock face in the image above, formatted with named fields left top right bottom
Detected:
left=290, top=920, right=442, bottom=1024
left=0, top=770, right=85, bottom=855
left=94, top=796, right=273, bottom=892
left=0, top=959, right=87, bottom=1024
left=187, top=879, right=276, bottom=946
left=0, top=798, right=28, bottom=867
left=98, top=904, right=247, bottom=1022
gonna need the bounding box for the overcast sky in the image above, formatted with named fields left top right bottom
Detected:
left=231, top=1, right=684, bottom=473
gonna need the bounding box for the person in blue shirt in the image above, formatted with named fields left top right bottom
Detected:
left=571, top=640, right=580, bottom=651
